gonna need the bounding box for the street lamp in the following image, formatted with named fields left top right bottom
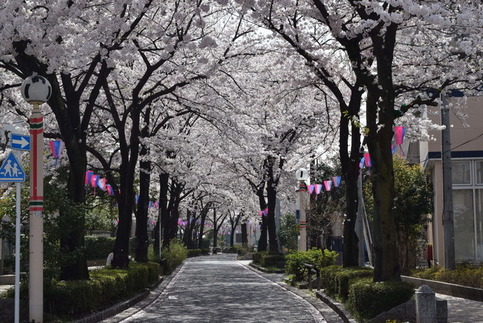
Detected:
left=21, top=72, right=52, bottom=323
left=295, top=168, right=309, bottom=251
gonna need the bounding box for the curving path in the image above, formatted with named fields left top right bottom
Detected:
left=103, top=254, right=331, bottom=323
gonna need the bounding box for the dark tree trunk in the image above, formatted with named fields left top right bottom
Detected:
left=197, top=203, right=211, bottom=249
left=135, top=156, right=150, bottom=262
left=340, top=110, right=362, bottom=267
left=135, top=108, right=152, bottom=262
left=364, top=25, right=400, bottom=282
left=230, top=226, right=235, bottom=247
left=183, top=210, right=196, bottom=249
left=163, top=180, right=183, bottom=248
left=266, top=160, right=279, bottom=254
left=256, top=184, right=268, bottom=252
left=112, top=106, right=142, bottom=268
left=241, top=222, right=248, bottom=248
left=157, top=172, right=169, bottom=252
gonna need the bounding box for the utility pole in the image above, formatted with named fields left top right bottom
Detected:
left=441, top=93, right=456, bottom=270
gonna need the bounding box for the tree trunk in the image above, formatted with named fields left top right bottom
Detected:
left=266, top=157, right=280, bottom=254
left=135, top=108, right=151, bottom=262
left=241, top=222, right=248, bottom=248
left=135, top=156, right=150, bottom=262
left=256, top=184, right=268, bottom=252
left=365, top=26, right=400, bottom=282
left=163, top=180, right=183, bottom=247
left=112, top=107, right=141, bottom=268
left=197, top=203, right=211, bottom=249
left=157, top=172, right=169, bottom=252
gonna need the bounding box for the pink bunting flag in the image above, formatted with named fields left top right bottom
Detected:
left=106, top=184, right=114, bottom=196
left=314, top=184, right=323, bottom=194
left=49, top=140, right=64, bottom=167
left=307, top=184, right=315, bottom=194
left=394, top=126, right=406, bottom=145
left=323, top=180, right=332, bottom=191
left=85, top=171, right=93, bottom=186
left=90, top=175, right=99, bottom=188
left=259, top=211, right=264, bottom=217
left=332, top=176, right=341, bottom=187
left=364, top=153, right=372, bottom=167
left=96, top=177, right=106, bottom=190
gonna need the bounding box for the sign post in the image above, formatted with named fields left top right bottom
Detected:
left=0, top=152, right=25, bottom=323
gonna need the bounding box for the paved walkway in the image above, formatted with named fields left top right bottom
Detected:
left=435, top=293, right=483, bottom=323
left=102, top=254, right=335, bottom=323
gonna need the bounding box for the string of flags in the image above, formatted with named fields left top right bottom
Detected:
left=49, top=140, right=64, bottom=167
left=360, top=126, right=406, bottom=169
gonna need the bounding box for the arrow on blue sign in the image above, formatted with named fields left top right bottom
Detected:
left=0, top=152, right=25, bottom=182
left=10, top=133, right=30, bottom=150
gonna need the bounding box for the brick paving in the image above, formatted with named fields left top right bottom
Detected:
left=102, top=254, right=335, bottom=323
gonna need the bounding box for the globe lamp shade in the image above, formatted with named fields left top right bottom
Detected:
left=21, top=73, right=52, bottom=104
left=296, top=168, right=309, bottom=181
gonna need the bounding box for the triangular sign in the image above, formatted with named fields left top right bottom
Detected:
left=0, top=152, right=25, bottom=182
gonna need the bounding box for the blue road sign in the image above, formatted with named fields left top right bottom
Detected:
left=0, top=152, right=25, bottom=182
left=10, top=133, right=30, bottom=151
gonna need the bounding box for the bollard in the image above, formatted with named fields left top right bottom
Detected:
left=416, top=284, right=437, bottom=323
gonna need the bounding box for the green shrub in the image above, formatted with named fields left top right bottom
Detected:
left=223, top=247, right=238, bottom=254
left=262, top=254, right=286, bottom=268
left=319, top=265, right=373, bottom=301
left=412, top=264, right=483, bottom=288
left=252, top=251, right=286, bottom=269
left=162, top=240, right=188, bottom=274
left=285, top=249, right=338, bottom=282
left=252, top=251, right=266, bottom=265
left=348, top=280, right=414, bottom=321
left=187, top=248, right=210, bottom=257
left=85, top=236, right=115, bottom=260
left=44, top=262, right=159, bottom=319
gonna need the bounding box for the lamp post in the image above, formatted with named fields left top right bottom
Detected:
left=295, top=168, right=309, bottom=251
left=21, top=72, right=52, bottom=323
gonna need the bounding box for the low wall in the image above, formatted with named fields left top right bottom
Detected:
left=401, top=275, right=483, bottom=302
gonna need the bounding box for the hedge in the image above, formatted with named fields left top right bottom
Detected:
left=44, top=262, right=159, bottom=318
left=320, top=265, right=373, bottom=301
left=187, top=248, right=210, bottom=257
left=85, top=236, right=115, bottom=260
left=348, top=280, right=415, bottom=321
left=162, top=240, right=188, bottom=274
left=253, top=251, right=286, bottom=269
left=285, top=248, right=338, bottom=282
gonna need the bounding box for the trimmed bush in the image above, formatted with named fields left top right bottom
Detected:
left=253, top=251, right=286, bottom=269
left=348, top=280, right=415, bottom=321
left=44, top=262, right=159, bottom=319
left=85, top=236, right=115, bottom=260
left=162, top=240, right=188, bottom=274
left=412, top=264, right=483, bottom=288
left=187, top=248, right=210, bottom=257
left=285, top=249, right=338, bottom=282
left=319, top=265, right=373, bottom=301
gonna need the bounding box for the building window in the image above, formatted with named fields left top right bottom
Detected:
left=452, top=161, right=471, bottom=185
left=452, top=160, right=483, bottom=263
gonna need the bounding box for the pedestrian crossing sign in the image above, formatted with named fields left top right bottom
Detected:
left=0, top=152, right=25, bottom=182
